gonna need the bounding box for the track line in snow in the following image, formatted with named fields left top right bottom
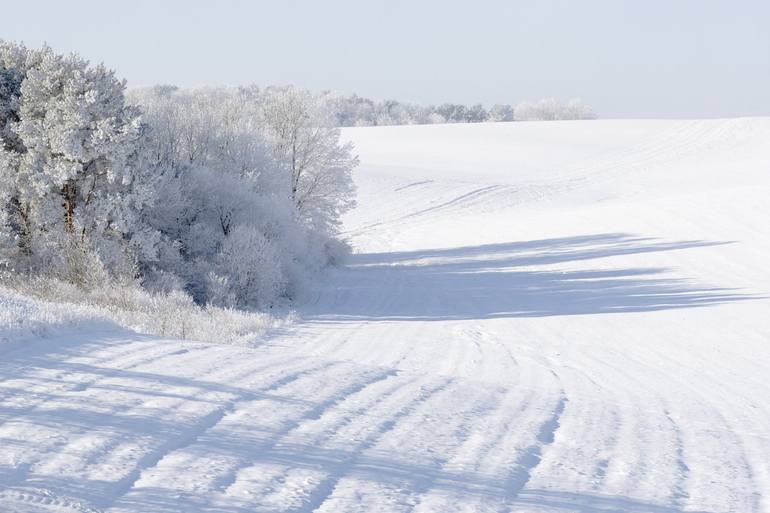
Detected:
left=102, top=359, right=344, bottom=508
left=503, top=396, right=568, bottom=506
left=216, top=368, right=401, bottom=496
left=102, top=401, right=237, bottom=509
left=663, top=409, right=691, bottom=506
left=294, top=377, right=453, bottom=513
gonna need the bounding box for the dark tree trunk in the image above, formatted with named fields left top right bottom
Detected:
left=8, top=196, right=33, bottom=256
left=62, top=180, right=77, bottom=233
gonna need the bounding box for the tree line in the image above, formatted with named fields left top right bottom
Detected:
left=1, top=42, right=356, bottom=309
left=320, top=93, right=596, bottom=126
left=1, top=40, right=597, bottom=312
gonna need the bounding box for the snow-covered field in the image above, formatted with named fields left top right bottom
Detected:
left=2, top=118, right=769, bottom=512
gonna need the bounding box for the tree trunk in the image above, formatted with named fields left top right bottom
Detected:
left=62, top=180, right=77, bottom=233
left=8, top=196, right=33, bottom=256
left=291, top=141, right=298, bottom=202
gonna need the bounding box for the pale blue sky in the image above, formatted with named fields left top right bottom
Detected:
left=4, top=0, right=769, bottom=118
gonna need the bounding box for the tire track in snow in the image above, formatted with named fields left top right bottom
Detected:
left=407, top=356, right=564, bottom=512
left=544, top=357, right=683, bottom=503
left=663, top=409, right=690, bottom=506
left=394, top=180, right=434, bottom=192
left=405, top=385, right=538, bottom=513
left=349, top=183, right=508, bottom=237
left=97, top=358, right=341, bottom=510
left=101, top=401, right=237, bottom=509
left=0, top=341, right=254, bottom=501
left=290, top=377, right=453, bottom=513
left=0, top=340, right=190, bottom=431
left=662, top=382, right=763, bottom=512
left=399, top=185, right=503, bottom=221
left=34, top=351, right=307, bottom=478
left=502, top=395, right=568, bottom=508
left=215, top=367, right=401, bottom=498
left=311, top=380, right=504, bottom=513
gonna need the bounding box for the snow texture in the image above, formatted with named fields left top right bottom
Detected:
left=1, top=118, right=770, bottom=512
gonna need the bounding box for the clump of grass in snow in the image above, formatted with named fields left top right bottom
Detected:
left=0, top=276, right=291, bottom=346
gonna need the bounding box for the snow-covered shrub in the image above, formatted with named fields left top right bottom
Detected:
left=128, top=85, right=355, bottom=308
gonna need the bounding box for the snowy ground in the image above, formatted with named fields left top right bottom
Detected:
left=2, top=118, right=770, bottom=512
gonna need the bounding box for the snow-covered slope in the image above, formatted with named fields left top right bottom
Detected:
left=2, top=119, right=769, bottom=512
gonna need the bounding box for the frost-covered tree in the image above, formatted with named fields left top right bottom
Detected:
left=2, top=43, right=359, bottom=310
left=129, top=86, right=277, bottom=186
left=129, top=85, right=349, bottom=307
left=0, top=41, right=154, bottom=284
left=0, top=43, right=26, bottom=268
left=465, top=104, right=488, bottom=123
left=155, top=167, right=293, bottom=308
left=514, top=98, right=596, bottom=121
left=314, top=91, right=595, bottom=126
left=427, top=112, right=447, bottom=124
left=531, top=98, right=561, bottom=120
left=488, top=104, right=514, bottom=122
left=563, top=98, right=596, bottom=120
left=435, top=103, right=467, bottom=123
left=259, top=86, right=357, bottom=234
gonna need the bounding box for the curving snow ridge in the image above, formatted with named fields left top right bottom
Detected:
left=1, top=118, right=769, bottom=512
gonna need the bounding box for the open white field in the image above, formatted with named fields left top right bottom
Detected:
left=2, top=118, right=769, bottom=512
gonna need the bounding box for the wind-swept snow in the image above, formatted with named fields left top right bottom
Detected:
left=2, top=118, right=770, bottom=512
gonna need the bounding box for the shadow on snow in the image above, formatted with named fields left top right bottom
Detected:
left=0, top=330, right=722, bottom=512
left=306, top=233, right=753, bottom=321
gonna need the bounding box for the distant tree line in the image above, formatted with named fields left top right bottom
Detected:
left=319, top=93, right=596, bottom=126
